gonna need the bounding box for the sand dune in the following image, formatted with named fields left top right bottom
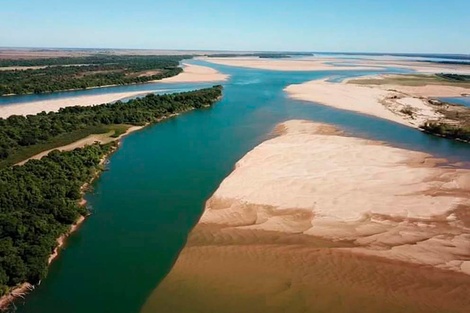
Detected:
left=142, top=120, right=470, bottom=313
left=284, top=79, right=446, bottom=127
left=158, top=63, right=228, bottom=83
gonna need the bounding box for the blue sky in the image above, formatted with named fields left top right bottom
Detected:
left=1, top=0, right=469, bottom=53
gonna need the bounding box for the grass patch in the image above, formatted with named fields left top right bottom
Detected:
left=400, top=106, right=415, bottom=118
left=0, top=124, right=131, bottom=168
left=350, top=74, right=470, bottom=88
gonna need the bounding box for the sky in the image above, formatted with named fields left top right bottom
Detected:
left=1, top=0, right=469, bottom=54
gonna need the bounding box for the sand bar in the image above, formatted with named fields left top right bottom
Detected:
left=202, top=56, right=380, bottom=71
left=202, top=56, right=470, bottom=74
left=157, top=63, right=228, bottom=83
left=284, top=78, right=470, bottom=128
left=201, top=120, right=470, bottom=272
left=143, top=120, right=470, bottom=313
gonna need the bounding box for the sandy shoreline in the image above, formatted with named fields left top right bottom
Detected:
left=143, top=120, right=470, bottom=313
left=0, top=124, right=145, bottom=310
left=0, top=102, right=212, bottom=311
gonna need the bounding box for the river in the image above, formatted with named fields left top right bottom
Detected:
left=6, top=59, right=470, bottom=313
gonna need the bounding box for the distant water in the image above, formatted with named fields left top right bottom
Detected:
left=440, top=96, right=470, bottom=107
left=14, top=60, right=470, bottom=313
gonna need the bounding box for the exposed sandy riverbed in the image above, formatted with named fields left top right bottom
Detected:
left=285, top=77, right=469, bottom=128
left=202, top=56, right=380, bottom=71
left=202, top=56, right=470, bottom=74
left=142, top=120, right=470, bottom=313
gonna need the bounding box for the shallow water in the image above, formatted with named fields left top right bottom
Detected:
left=439, top=96, right=470, bottom=107
left=13, top=60, right=470, bottom=313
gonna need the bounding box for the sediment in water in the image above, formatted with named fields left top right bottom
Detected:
left=142, top=120, right=470, bottom=313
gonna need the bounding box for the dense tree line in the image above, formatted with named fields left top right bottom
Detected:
left=0, top=55, right=192, bottom=95
left=436, top=73, right=470, bottom=82
left=0, top=85, right=222, bottom=296
left=0, top=143, right=115, bottom=296
left=0, top=54, right=191, bottom=68
left=0, top=85, right=222, bottom=164
left=421, top=122, right=470, bottom=142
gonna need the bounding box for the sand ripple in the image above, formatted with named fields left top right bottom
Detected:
left=142, top=120, right=470, bottom=313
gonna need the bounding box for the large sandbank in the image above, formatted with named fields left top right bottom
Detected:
left=202, top=56, right=380, bottom=71
left=202, top=56, right=470, bottom=74
left=142, top=120, right=470, bottom=313
left=157, top=63, right=228, bottom=83
left=285, top=78, right=469, bottom=128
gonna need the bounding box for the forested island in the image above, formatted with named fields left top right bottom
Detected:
left=0, top=86, right=222, bottom=167
left=0, top=55, right=192, bottom=96
left=0, top=85, right=222, bottom=303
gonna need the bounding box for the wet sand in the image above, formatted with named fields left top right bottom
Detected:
left=142, top=120, right=470, bottom=313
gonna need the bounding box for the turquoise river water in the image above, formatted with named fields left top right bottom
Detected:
left=2, top=60, right=469, bottom=313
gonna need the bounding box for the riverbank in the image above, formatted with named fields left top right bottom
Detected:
left=142, top=120, right=470, bottom=313
left=0, top=86, right=224, bottom=311
left=0, top=163, right=104, bottom=311
left=284, top=76, right=470, bottom=133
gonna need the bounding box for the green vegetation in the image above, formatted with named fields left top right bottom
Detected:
left=436, top=73, right=470, bottom=82
left=400, top=106, right=415, bottom=118
left=0, top=85, right=223, bottom=297
left=421, top=122, right=470, bottom=142
left=0, top=143, right=115, bottom=296
left=0, top=86, right=223, bottom=167
left=421, top=99, right=470, bottom=142
left=0, top=124, right=131, bottom=167
left=350, top=74, right=470, bottom=88
left=0, top=55, right=192, bottom=96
